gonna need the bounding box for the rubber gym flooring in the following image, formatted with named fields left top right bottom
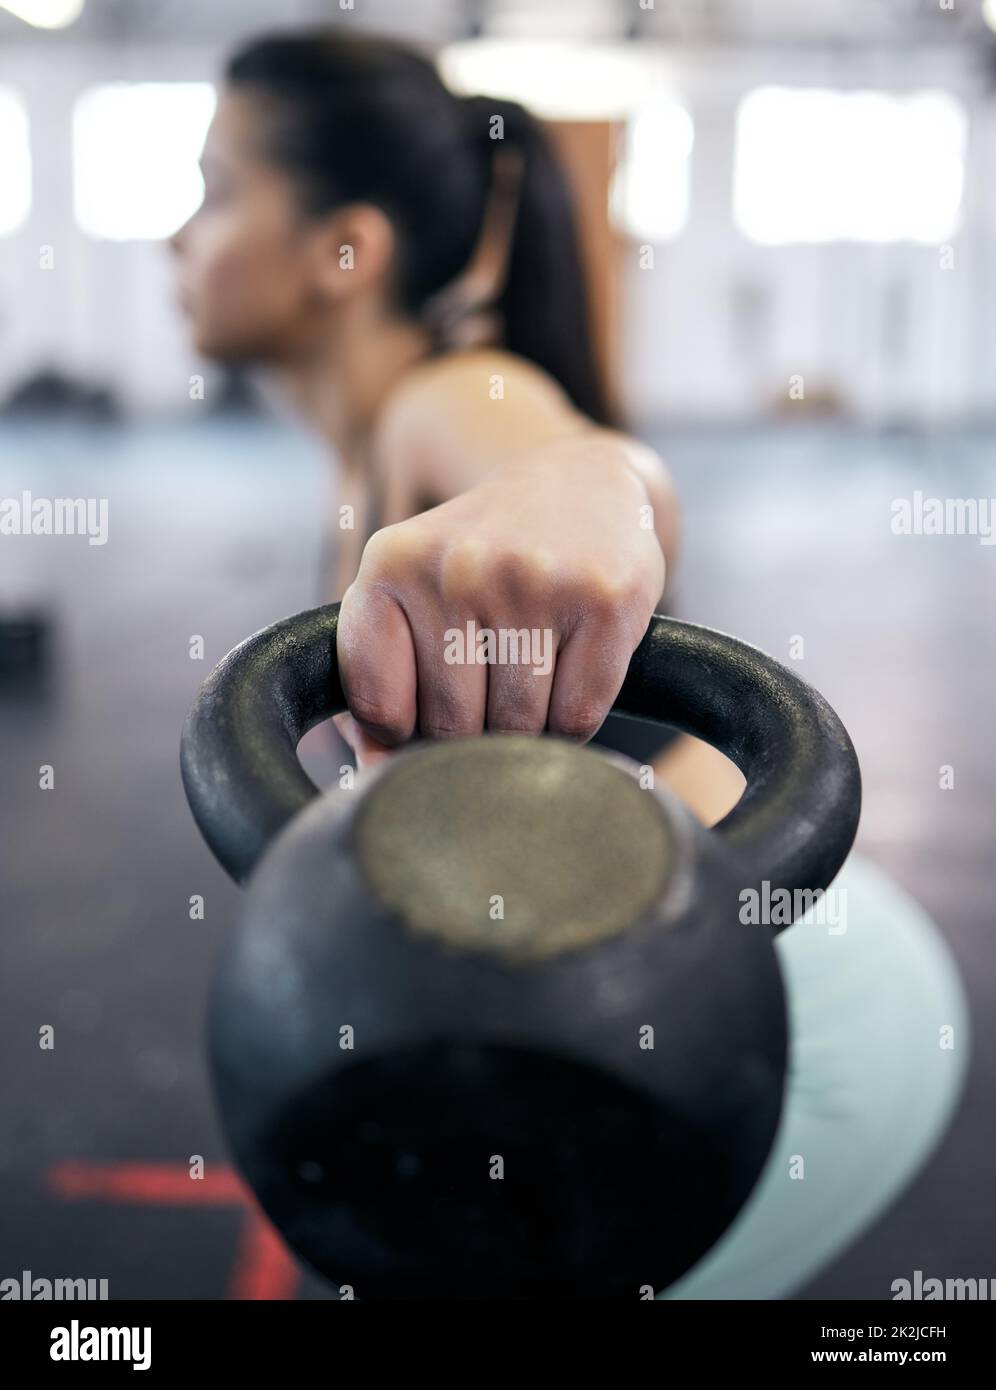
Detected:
left=0, top=417, right=991, bottom=1299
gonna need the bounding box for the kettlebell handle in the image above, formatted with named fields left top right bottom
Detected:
left=181, top=603, right=860, bottom=894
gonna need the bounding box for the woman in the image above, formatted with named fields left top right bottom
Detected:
left=169, top=29, right=969, bottom=1301
left=171, top=27, right=742, bottom=817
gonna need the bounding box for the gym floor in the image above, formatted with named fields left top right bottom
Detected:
left=0, top=415, right=991, bottom=1299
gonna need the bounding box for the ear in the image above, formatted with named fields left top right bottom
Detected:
left=306, top=203, right=397, bottom=302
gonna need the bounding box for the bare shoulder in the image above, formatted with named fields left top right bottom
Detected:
left=370, top=348, right=678, bottom=574
left=380, top=348, right=576, bottom=429
left=372, top=349, right=586, bottom=496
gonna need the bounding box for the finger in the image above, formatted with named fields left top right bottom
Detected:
left=413, top=611, right=489, bottom=739
left=336, top=579, right=417, bottom=745
left=547, top=621, right=634, bottom=743
left=485, top=625, right=556, bottom=734
left=333, top=712, right=396, bottom=772
left=332, top=711, right=354, bottom=746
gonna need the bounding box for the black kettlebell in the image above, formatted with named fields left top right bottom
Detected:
left=180, top=604, right=860, bottom=1300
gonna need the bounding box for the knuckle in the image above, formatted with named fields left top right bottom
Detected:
left=580, top=570, right=656, bottom=640
left=360, top=523, right=418, bottom=580
left=585, top=570, right=637, bottom=615
left=439, top=541, right=559, bottom=607
left=439, top=536, right=491, bottom=601
left=552, top=701, right=607, bottom=742
left=419, top=687, right=481, bottom=740
left=421, top=715, right=478, bottom=740
left=489, top=694, right=547, bottom=736
left=346, top=690, right=404, bottom=740
left=500, top=544, right=558, bottom=586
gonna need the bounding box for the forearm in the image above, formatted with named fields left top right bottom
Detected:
left=340, top=366, right=675, bottom=750
left=374, top=351, right=679, bottom=586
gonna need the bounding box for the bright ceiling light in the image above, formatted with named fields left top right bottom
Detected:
left=0, top=0, right=86, bottom=29
left=438, top=39, right=656, bottom=120
left=983, top=0, right=996, bottom=36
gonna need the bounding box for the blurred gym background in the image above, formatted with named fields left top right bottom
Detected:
left=1, top=0, right=993, bottom=1299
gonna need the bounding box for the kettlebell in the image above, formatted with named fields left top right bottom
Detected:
left=180, top=604, right=860, bottom=1300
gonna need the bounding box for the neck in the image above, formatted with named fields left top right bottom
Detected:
left=276, top=302, right=433, bottom=469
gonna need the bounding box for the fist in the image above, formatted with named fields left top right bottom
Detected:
left=335, top=443, right=665, bottom=757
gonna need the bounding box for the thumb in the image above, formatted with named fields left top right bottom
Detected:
left=332, top=711, right=396, bottom=772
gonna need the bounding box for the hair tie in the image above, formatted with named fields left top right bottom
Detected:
left=419, top=143, right=525, bottom=352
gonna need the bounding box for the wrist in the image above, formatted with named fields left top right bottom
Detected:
left=491, top=429, right=653, bottom=506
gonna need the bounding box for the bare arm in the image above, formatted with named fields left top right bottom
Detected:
left=335, top=348, right=680, bottom=758
left=371, top=348, right=679, bottom=585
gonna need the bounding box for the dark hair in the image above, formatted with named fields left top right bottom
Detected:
left=226, top=29, right=616, bottom=427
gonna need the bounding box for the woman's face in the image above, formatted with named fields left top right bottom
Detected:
left=171, top=89, right=326, bottom=362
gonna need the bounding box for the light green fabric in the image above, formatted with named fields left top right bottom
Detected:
left=661, top=854, right=970, bottom=1300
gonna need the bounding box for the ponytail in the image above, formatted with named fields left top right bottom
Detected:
left=456, top=96, right=616, bottom=427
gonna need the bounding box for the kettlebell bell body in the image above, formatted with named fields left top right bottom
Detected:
left=181, top=605, right=860, bottom=1300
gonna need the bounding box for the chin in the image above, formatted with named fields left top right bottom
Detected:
left=193, top=331, right=256, bottom=364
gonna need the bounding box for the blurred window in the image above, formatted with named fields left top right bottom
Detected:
left=439, top=39, right=655, bottom=120
left=611, top=95, right=693, bottom=243
left=0, top=86, right=32, bottom=234
left=73, top=82, right=216, bottom=240
left=733, top=86, right=966, bottom=244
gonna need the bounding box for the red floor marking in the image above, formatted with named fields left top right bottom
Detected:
left=48, top=1161, right=246, bottom=1204
left=45, top=1160, right=300, bottom=1300
left=230, top=1207, right=300, bottom=1302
